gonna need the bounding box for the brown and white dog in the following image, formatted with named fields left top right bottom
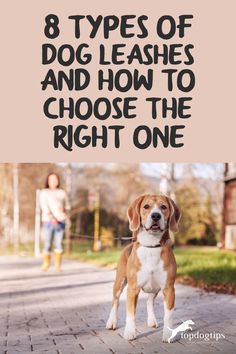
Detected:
left=106, top=194, right=181, bottom=342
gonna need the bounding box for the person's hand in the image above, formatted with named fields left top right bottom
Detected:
left=51, top=218, right=59, bottom=224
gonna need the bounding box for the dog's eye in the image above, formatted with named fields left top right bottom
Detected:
left=143, top=204, right=150, bottom=209
left=161, top=204, right=167, bottom=210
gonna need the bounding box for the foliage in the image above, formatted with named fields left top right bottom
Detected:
left=71, top=208, right=130, bottom=243
left=175, top=179, right=220, bottom=245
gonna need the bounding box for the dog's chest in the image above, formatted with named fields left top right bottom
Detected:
left=136, top=247, right=166, bottom=293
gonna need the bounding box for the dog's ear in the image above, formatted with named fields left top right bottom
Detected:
left=127, top=195, right=146, bottom=232
left=167, top=197, right=181, bottom=233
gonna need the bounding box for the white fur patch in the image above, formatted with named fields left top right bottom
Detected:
left=136, top=238, right=166, bottom=293
left=163, top=302, right=174, bottom=342
left=147, top=293, right=158, bottom=328
left=124, top=314, right=136, bottom=340
left=138, top=229, right=164, bottom=247
left=106, top=305, right=117, bottom=330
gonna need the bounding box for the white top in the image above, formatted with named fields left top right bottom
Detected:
left=40, top=188, right=68, bottom=222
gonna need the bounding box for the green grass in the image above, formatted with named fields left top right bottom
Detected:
left=70, top=241, right=121, bottom=268
left=0, top=242, right=35, bottom=256
left=1, top=241, right=235, bottom=293
left=174, top=247, right=236, bottom=293
left=69, top=242, right=236, bottom=294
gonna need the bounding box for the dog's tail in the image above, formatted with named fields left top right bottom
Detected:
left=167, top=326, right=173, bottom=332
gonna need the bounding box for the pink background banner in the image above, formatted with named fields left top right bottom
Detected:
left=0, top=0, right=235, bottom=162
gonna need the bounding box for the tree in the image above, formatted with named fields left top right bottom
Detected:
left=0, top=164, right=13, bottom=244
left=12, top=163, right=19, bottom=251
left=175, top=181, right=219, bottom=245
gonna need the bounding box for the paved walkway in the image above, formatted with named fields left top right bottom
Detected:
left=0, top=256, right=235, bottom=354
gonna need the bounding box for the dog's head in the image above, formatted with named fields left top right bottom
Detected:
left=127, top=194, right=181, bottom=236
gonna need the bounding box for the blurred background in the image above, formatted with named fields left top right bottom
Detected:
left=1, top=162, right=236, bottom=293
left=0, top=162, right=234, bottom=249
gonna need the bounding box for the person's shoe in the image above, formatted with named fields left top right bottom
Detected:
left=54, top=252, right=62, bottom=272
left=41, top=253, right=50, bottom=271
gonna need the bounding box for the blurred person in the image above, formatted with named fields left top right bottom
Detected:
left=40, top=172, right=68, bottom=272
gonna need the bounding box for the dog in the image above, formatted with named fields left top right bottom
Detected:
left=167, top=320, right=195, bottom=343
left=106, top=194, right=181, bottom=342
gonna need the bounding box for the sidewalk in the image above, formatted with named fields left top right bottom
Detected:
left=0, top=256, right=235, bottom=354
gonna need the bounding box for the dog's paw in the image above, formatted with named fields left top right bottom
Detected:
left=124, top=317, right=136, bottom=340
left=162, top=335, right=173, bottom=343
left=163, top=336, right=174, bottom=343
left=106, top=318, right=117, bottom=330
left=123, top=327, right=137, bottom=341
left=162, top=333, right=168, bottom=343
left=162, top=329, right=173, bottom=343
left=106, top=310, right=117, bottom=330
left=147, top=316, right=159, bottom=328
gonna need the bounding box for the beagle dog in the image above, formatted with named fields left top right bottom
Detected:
left=106, top=194, right=181, bottom=342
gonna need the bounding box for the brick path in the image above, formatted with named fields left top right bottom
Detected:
left=0, top=256, right=235, bottom=354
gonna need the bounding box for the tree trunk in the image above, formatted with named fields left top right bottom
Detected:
left=12, top=163, right=20, bottom=252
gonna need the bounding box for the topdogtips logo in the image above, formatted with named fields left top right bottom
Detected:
left=168, top=320, right=195, bottom=343
left=168, top=320, right=226, bottom=343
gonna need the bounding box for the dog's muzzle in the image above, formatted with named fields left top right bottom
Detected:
left=144, top=212, right=164, bottom=232
left=144, top=224, right=163, bottom=232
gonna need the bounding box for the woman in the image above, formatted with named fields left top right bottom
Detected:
left=40, top=172, right=68, bottom=272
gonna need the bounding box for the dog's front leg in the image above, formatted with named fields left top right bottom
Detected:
left=147, top=292, right=159, bottom=328
left=162, top=286, right=175, bottom=343
left=106, top=276, right=126, bottom=330
left=123, top=286, right=140, bottom=340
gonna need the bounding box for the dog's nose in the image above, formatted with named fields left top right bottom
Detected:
left=151, top=212, right=161, bottom=221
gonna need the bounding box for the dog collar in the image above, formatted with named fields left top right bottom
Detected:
left=140, top=243, right=161, bottom=248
